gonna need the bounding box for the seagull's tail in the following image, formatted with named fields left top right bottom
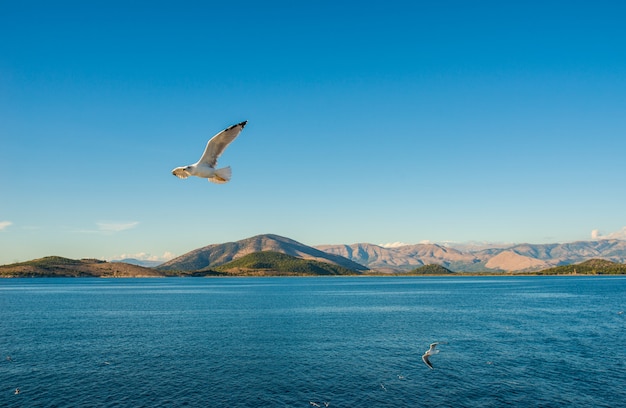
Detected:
left=208, top=166, right=232, bottom=184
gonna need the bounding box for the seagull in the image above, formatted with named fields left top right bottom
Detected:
left=14, top=388, right=20, bottom=395
left=172, top=121, right=247, bottom=184
left=309, top=402, right=321, bottom=407
left=422, top=342, right=441, bottom=369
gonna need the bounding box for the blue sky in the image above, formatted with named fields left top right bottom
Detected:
left=1, top=0, right=625, bottom=264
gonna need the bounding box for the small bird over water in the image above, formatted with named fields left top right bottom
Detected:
left=172, top=121, right=247, bottom=184
left=422, top=342, right=441, bottom=369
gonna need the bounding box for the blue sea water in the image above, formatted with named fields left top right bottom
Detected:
left=1, top=276, right=625, bottom=407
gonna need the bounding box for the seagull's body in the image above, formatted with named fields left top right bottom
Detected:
left=172, top=121, right=247, bottom=184
left=422, top=342, right=440, bottom=369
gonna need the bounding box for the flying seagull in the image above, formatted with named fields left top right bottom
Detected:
left=172, top=121, right=247, bottom=184
left=422, top=342, right=441, bottom=369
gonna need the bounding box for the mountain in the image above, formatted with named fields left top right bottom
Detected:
left=212, top=251, right=360, bottom=276
left=0, top=256, right=164, bottom=278
left=157, top=234, right=368, bottom=273
left=483, top=251, right=552, bottom=271
left=317, top=239, right=626, bottom=272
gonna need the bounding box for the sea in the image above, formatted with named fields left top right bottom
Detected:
left=1, top=276, right=625, bottom=407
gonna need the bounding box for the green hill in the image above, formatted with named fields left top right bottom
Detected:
left=213, top=251, right=359, bottom=276
left=406, top=264, right=455, bottom=275
left=537, top=259, right=626, bottom=275
left=0, top=256, right=163, bottom=277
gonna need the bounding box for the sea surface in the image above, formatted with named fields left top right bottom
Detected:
left=1, top=276, right=625, bottom=407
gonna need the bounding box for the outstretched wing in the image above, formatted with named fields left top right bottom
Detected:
left=172, top=166, right=191, bottom=179
left=422, top=354, right=434, bottom=369
left=198, top=121, right=247, bottom=167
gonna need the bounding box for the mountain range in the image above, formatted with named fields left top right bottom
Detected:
left=4, top=234, right=626, bottom=276
left=156, top=234, right=626, bottom=273
left=318, top=239, right=626, bottom=272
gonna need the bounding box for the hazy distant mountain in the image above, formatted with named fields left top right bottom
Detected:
left=317, top=239, right=626, bottom=272
left=112, top=258, right=164, bottom=268
left=0, top=256, right=164, bottom=277
left=474, top=239, right=626, bottom=271
left=156, top=234, right=368, bottom=273
left=316, top=243, right=482, bottom=272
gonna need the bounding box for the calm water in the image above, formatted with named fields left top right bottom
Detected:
left=1, top=276, right=625, bottom=407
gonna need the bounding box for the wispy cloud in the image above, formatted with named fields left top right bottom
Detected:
left=591, top=227, right=626, bottom=240
left=0, top=221, right=12, bottom=231
left=97, top=221, right=139, bottom=233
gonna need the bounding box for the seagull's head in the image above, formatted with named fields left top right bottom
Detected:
left=172, top=165, right=193, bottom=179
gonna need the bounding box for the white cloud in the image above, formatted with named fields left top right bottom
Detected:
left=591, top=227, right=626, bottom=240
left=115, top=251, right=176, bottom=262
left=96, top=221, right=139, bottom=233
left=379, top=241, right=412, bottom=248
left=0, top=221, right=12, bottom=231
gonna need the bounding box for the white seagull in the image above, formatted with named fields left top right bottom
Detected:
left=422, top=342, right=441, bottom=369
left=172, top=121, right=247, bottom=184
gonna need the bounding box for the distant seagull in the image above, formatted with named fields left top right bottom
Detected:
left=309, top=402, right=321, bottom=407
left=422, top=342, right=441, bottom=369
left=172, top=121, right=247, bottom=184
left=14, top=388, right=20, bottom=395
left=380, top=383, right=387, bottom=391
left=6, top=356, right=12, bottom=362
